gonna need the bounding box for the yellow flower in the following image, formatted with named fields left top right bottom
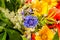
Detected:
left=31, top=0, right=48, bottom=16
left=41, top=2, right=48, bottom=15
left=35, top=25, right=54, bottom=40
left=31, top=0, right=42, bottom=16
left=41, top=0, right=57, bottom=9
left=33, top=11, right=41, bottom=16
left=31, top=0, right=57, bottom=16
left=31, top=0, right=42, bottom=12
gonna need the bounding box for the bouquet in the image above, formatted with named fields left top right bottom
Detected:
left=0, top=0, right=60, bottom=40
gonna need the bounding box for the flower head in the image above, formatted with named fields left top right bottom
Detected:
left=31, top=0, right=49, bottom=16
left=35, top=25, right=54, bottom=40
left=24, top=15, right=38, bottom=28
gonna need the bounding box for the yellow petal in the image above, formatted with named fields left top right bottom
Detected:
left=41, top=2, right=48, bottom=15
left=33, top=11, right=41, bottom=16
left=31, top=0, right=42, bottom=12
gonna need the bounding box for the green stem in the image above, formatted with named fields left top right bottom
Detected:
left=0, top=0, right=5, bottom=8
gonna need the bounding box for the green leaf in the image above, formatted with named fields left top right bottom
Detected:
left=40, top=19, right=47, bottom=26
left=53, top=32, right=59, bottom=40
left=0, top=11, right=14, bottom=28
left=2, top=32, right=6, bottom=40
left=22, top=36, right=28, bottom=40
left=0, top=26, right=4, bottom=32
left=0, top=32, right=7, bottom=40
left=5, top=0, right=24, bottom=12
left=6, top=29, right=23, bottom=40
left=0, top=8, right=23, bottom=40
left=0, top=0, right=5, bottom=8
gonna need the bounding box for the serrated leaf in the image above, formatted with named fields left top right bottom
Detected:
left=53, top=32, right=59, bottom=40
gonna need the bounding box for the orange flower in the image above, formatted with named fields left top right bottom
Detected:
left=35, top=25, right=54, bottom=40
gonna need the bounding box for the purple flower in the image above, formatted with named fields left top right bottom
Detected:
left=24, top=15, right=38, bottom=28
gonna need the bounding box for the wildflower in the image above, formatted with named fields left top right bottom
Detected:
left=24, top=15, right=38, bottom=28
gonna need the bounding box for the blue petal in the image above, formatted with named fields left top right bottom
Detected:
left=24, top=15, right=38, bottom=28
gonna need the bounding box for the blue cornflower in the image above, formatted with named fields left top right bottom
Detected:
left=24, top=15, right=38, bottom=28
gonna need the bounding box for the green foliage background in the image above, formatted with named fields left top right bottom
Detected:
left=0, top=0, right=26, bottom=40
